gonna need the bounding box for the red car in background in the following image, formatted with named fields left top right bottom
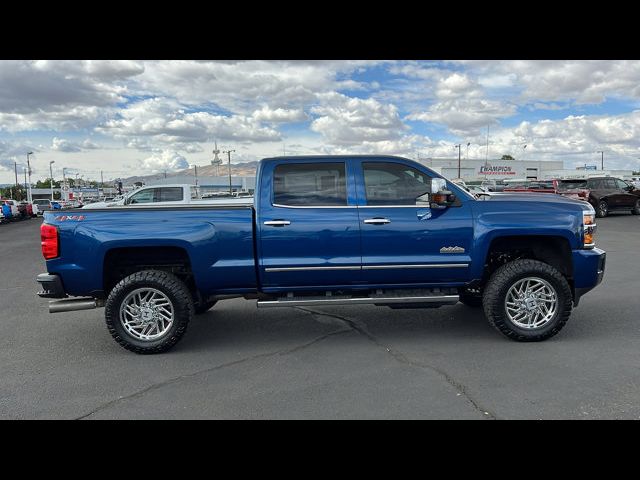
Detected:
left=502, top=179, right=590, bottom=202
left=553, top=179, right=590, bottom=202
left=502, top=180, right=557, bottom=194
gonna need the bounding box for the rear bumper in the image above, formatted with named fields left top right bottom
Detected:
left=572, top=248, right=606, bottom=306
left=36, top=273, right=67, bottom=299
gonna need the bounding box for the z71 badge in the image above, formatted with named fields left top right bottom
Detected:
left=440, top=246, right=465, bottom=253
left=55, top=215, right=86, bottom=221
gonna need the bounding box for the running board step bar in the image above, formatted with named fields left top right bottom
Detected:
left=49, top=297, right=104, bottom=314
left=257, top=289, right=459, bottom=308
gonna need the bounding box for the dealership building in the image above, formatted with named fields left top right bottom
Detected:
left=418, top=158, right=564, bottom=181
left=417, top=158, right=634, bottom=182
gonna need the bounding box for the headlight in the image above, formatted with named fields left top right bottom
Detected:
left=583, top=210, right=596, bottom=248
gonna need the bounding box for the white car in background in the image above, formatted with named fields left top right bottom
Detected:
left=3, top=199, right=20, bottom=218
left=83, top=185, right=252, bottom=209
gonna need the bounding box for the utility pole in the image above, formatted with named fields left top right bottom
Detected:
left=485, top=125, right=490, bottom=179
left=190, top=164, right=199, bottom=186
left=597, top=151, right=604, bottom=170
left=14, top=162, right=18, bottom=187
left=26, top=152, right=33, bottom=203
left=62, top=168, right=67, bottom=201
left=49, top=161, right=55, bottom=201
left=455, top=144, right=462, bottom=178
left=223, top=149, right=235, bottom=195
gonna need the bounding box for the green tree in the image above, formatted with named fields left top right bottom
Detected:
left=35, top=179, right=62, bottom=189
left=501, top=154, right=515, bottom=160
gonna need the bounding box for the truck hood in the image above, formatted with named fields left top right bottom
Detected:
left=479, top=192, right=594, bottom=211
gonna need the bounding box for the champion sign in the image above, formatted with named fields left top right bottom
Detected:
left=479, top=164, right=517, bottom=175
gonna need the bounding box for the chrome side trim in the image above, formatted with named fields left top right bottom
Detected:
left=265, top=266, right=361, bottom=272
left=258, top=295, right=460, bottom=308
left=357, top=204, right=432, bottom=208
left=271, top=204, right=433, bottom=209
left=265, top=263, right=469, bottom=272
left=362, top=264, right=469, bottom=270
left=272, top=203, right=356, bottom=209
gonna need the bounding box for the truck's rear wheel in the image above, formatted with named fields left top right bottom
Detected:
left=483, top=259, right=572, bottom=342
left=105, top=270, right=194, bottom=354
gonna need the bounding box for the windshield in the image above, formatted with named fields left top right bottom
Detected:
left=435, top=172, right=476, bottom=200
left=557, top=179, right=588, bottom=190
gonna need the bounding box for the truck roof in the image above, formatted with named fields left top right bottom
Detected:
left=261, top=155, right=411, bottom=163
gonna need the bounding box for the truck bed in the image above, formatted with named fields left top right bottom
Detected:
left=44, top=204, right=258, bottom=297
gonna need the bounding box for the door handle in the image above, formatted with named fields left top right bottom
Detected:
left=264, top=220, right=291, bottom=227
left=363, top=218, right=391, bottom=225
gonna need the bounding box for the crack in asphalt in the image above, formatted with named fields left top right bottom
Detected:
left=295, top=306, right=497, bottom=420
left=75, top=328, right=350, bottom=420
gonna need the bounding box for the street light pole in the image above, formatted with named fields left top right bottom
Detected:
left=597, top=151, right=604, bottom=170
left=455, top=144, right=462, bottom=178
left=49, top=161, right=55, bottom=201
left=223, top=149, right=235, bottom=195
left=26, top=152, right=33, bottom=203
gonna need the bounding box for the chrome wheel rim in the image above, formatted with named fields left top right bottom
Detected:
left=505, top=277, right=557, bottom=329
left=119, top=288, right=174, bottom=341
left=599, top=202, right=607, bottom=216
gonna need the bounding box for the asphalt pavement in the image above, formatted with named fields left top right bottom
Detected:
left=1, top=213, right=639, bottom=419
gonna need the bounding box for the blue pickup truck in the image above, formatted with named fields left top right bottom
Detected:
left=37, top=155, right=605, bottom=353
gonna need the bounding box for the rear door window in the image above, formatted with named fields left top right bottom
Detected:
left=273, top=163, right=347, bottom=206
left=157, top=187, right=183, bottom=202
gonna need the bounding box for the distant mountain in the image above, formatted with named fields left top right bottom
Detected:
left=121, top=161, right=259, bottom=184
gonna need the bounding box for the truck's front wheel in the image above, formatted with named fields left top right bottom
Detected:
left=483, top=259, right=572, bottom=342
left=105, top=270, right=194, bottom=354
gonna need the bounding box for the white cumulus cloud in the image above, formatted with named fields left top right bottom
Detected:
left=140, top=150, right=189, bottom=173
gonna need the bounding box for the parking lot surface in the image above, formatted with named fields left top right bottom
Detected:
left=1, top=214, right=639, bottom=419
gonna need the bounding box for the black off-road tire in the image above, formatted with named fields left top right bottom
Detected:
left=194, top=300, right=218, bottom=314
left=459, top=292, right=483, bottom=308
left=596, top=200, right=608, bottom=218
left=483, top=259, right=573, bottom=342
left=631, top=199, right=640, bottom=215
left=105, top=270, right=194, bottom=354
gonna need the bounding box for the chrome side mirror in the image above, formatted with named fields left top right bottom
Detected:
left=430, top=178, right=455, bottom=209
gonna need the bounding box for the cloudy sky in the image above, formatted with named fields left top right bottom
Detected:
left=1, top=60, right=640, bottom=184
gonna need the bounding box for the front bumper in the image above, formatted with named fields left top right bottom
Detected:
left=573, top=248, right=606, bottom=306
left=36, top=273, right=67, bottom=299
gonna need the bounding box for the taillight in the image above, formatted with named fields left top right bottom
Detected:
left=41, top=224, right=59, bottom=259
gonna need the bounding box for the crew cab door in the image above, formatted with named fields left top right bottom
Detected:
left=258, top=160, right=362, bottom=289
left=355, top=159, right=473, bottom=285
